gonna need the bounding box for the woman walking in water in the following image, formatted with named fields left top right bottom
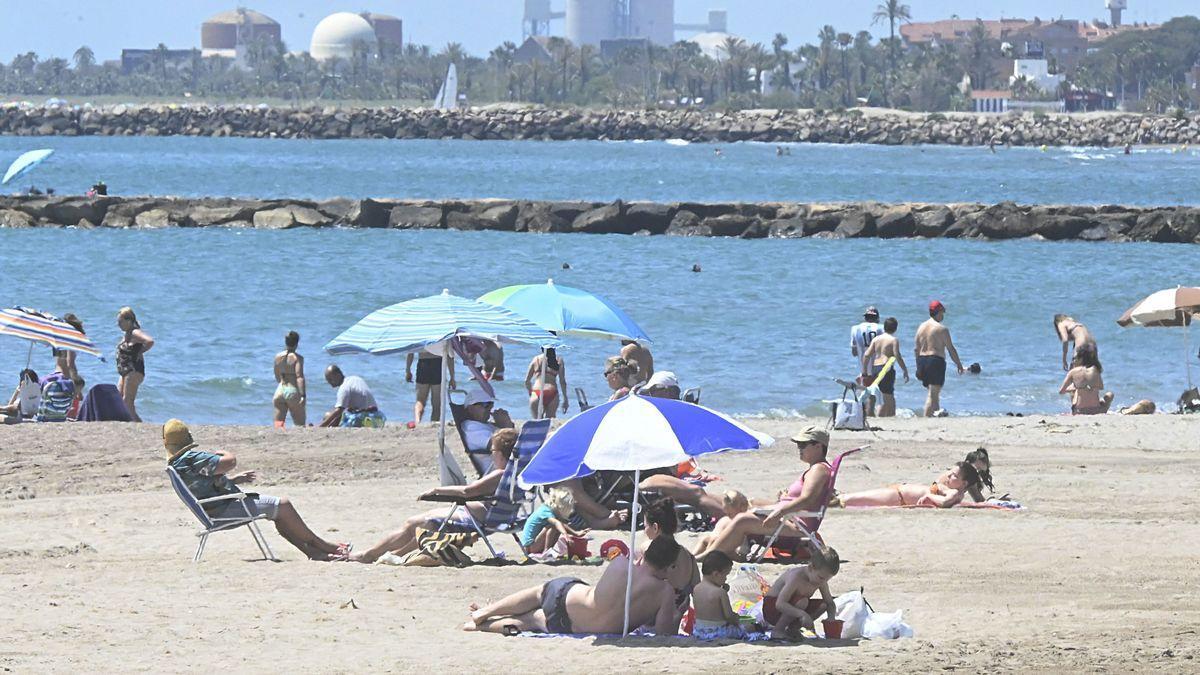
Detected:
left=273, top=331, right=306, bottom=427
left=116, top=306, right=154, bottom=422
left=524, top=347, right=568, bottom=419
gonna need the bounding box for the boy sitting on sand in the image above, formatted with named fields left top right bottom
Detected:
left=690, top=551, right=746, bottom=640
left=692, top=490, right=750, bottom=558
left=521, top=487, right=590, bottom=554
left=761, top=546, right=840, bottom=640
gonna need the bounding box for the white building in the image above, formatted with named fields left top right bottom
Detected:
left=310, top=12, right=378, bottom=61
left=1011, top=59, right=1064, bottom=95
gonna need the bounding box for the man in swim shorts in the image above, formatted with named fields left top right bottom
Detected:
left=914, top=300, right=965, bottom=417
left=406, top=348, right=455, bottom=424
left=861, top=317, right=909, bottom=417
left=464, top=537, right=680, bottom=635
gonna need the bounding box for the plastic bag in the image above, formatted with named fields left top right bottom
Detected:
left=862, top=610, right=913, bottom=639
left=727, top=564, right=771, bottom=617
left=834, top=397, right=866, bottom=430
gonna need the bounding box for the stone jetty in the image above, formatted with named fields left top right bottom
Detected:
left=2, top=195, right=1198, bottom=243
left=2, top=103, right=1200, bottom=146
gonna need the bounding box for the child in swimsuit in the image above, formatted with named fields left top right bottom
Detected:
left=835, top=461, right=981, bottom=509
left=520, top=488, right=590, bottom=554
left=690, top=551, right=746, bottom=640
left=760, top=546, right=840, bottom=640
left=692, top=490, right=750, bottom=558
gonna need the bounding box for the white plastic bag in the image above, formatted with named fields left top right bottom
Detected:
left=862, top=610, right=913, bottom=639
left=834, top=398, right=866, bottom=430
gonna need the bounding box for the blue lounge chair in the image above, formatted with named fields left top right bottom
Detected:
left=166, top=466, right=276, bottom=563
left=423, top=418, right=551, bottom=560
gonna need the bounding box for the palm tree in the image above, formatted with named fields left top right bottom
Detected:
left=545, top=37, right=576, bottom=101
left=817, top=26, right=837, bottom=90
left=719, top=36, right=747, bottom=95
left=72, top=46, right=95, bottom=72
left=872, top=0, right=912, bottom=106
left=747, top=43, right=772, bottom=94
left=771, top=32, right=790, bottom=87
left=837, top=32, right=853, bottom=103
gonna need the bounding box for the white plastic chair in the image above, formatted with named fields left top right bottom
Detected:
left=166, top=467, right=276, bottom=563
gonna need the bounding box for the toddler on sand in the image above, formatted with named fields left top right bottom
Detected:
left=520, top=487, right=589, bottom=554
left=692, top=490, right=750, bottom=558
left=690, top=550, right=746, bottom=640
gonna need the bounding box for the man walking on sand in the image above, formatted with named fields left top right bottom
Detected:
left=851, top=306, right=882, bottom=415
left=914, top=300, right=964, bottom=417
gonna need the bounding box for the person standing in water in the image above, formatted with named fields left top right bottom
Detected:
left=914, top=300, right=964, bottom=417
left=273, top=331, right=306, bottom=427
left=861, top=317, right=909, bottom=417
left=1053, top=314, right=1097, bottom=372
left=525, top=348, right=568, bottom=419
left=851, top=307, right=882, bottom=415
left=1059, top=344, right=1113, bottom=415
left=620, top=340, right=653, bottom=386
left=116, top=306, right=154, bottom=422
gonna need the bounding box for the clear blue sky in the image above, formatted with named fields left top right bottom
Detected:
left=0, top=0, right=1190, bottom=62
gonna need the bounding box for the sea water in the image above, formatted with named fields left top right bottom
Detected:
left=0, top=226, right=1195, bottom=425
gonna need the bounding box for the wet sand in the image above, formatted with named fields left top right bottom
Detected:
left=1, top=415, right=1198, bottom=672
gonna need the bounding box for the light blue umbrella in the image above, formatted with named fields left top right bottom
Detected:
left=519, top=392, right=771, bottom=636
left=3, top=149, right=54, bottom=185
left=325, top=290, right=562, bottom=485
left=478, top=278, right=650, bottom=342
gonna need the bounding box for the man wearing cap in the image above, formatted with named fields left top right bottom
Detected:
left=851, top=307, right=883, bottom=415
left=164, top=419, right=348, bottom=560
left=695, top=426, right=833, bottom=561
left=640, top=371, right=681, bottom=400
left=460, top=387, right=515, bottom=472
left=914, top=300, right=965, bottom=417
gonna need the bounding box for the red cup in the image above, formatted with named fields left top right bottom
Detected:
left=822, top=619, right=843, bottom=640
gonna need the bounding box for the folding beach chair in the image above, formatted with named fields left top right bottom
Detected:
left=747, top=447, right=865, bottom=563
left=447, top=391, right=495, bottom=478
left=575, top=387, right=591, bottom=412
left=424, top=418, right=551, bottom=559
left=166, top=467, right=276, bottom=563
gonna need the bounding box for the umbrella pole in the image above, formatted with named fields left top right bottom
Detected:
left=24, top=342, right=33, bottom=370
left=537, top=348, right=547, bottom=419
left=1187, top=319, right=1193, bottom=388
left=438, top=347, right=450, bottom=485
left=622, top=468, right=641, bottom=638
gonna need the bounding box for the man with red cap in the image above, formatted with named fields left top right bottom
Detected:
left=914, top=300, right=964, bottom=417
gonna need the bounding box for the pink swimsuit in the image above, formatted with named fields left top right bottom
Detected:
left=775, top=461, right=831, bottom=531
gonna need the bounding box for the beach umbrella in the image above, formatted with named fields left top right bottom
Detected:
left=0, top=306, right=104, bottom=365
left=324, top=290, right=561, bottom=485
left=2, top=149, right=54, bottom=185
left=519, top=392, right=771, bottom=636
left=478, top=279, right=650, bottom=416
left=1117, top=286, right=1200, bottom=386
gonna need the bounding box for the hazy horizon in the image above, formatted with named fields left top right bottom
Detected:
left=0, top=0, right=1191, bottom=63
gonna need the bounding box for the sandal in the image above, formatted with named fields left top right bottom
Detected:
left=329, top=542, right=353, bottom=562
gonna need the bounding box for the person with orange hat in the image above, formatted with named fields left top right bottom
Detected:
left=164, top=419, right=349, bottom=561
left=914, top=300, right=965, bottom=417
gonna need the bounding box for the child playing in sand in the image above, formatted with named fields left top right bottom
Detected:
left=520, top=488, right=589, bottom=554
left=690, top=551, right=746, bottom=640
left=692, top=490, right=750, bottom=558
left=761, top=546, right=839, bottom=640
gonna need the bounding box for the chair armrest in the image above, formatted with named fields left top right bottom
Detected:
left=197, top=494, right=246, bottom=505
left=419, top=494, right=471, bottom=504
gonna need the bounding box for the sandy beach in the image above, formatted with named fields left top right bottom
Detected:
left=1, top=414, right=1198, bottom=672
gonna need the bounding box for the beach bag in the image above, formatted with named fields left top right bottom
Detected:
left=833, top=391, right=866, bottom=430
left=401, top=527, right=476, bottom=567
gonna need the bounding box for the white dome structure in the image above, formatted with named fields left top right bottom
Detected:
left=310, top=12, right=378, bottom=61
left=687, top=31, right=738, bottom=60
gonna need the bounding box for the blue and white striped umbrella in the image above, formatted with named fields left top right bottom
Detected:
left=3, top=148, right=54, bottom=185
left=324, top=290, right=562, bottom=356
left=520, top=393, right=772, bottom=488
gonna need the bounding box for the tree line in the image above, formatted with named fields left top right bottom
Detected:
left=1, top=6, right=1197, bottom=112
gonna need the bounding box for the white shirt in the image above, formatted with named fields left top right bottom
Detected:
left=850, top=321, right=882, bottom=371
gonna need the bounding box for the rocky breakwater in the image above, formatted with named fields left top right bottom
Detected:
left=2, top=103, right=1200, bottom=146
left=2, top=195, right=1200, bottom=243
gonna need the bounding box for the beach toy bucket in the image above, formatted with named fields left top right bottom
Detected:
left=599, top=539, right=629, bottom=560
left=822, top=619, right=844, bottom=639
left=565, top=535, right=590, bottom=559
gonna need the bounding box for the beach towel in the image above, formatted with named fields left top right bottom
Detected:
left=75, top=384, right=133, bottom=422
left=845, top=498, right=1023, bottom=511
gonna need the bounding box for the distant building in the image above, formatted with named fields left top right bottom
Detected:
left=361, top=12, right=403, bottom=55
left=514, top=36, right=554, bottom=64
left=1011, top=59, right=1064, bottom=94
left=687, top=31, right=739, bottom=60
left=1187, top=63, right=1200, bottom=107
left=200, top=8, right=281, bottom=66
left=971, top=89, right=1011, bottom=113
left=311, top=12, right=378, bottom=62
left=120, top=48, right=197, bottom=75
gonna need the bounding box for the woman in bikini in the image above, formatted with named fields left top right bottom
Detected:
left=603, top=356, right=637, bottom=402
left=273, top=331, right=306, bottom=427
left=53, top=313, right=85, bottom=383
left=637, top=497, right=700, bottom=620
left=1059, top=344, right=1113, bottom=415
left=1054, top=314, right=1098, bottom=372
left=116, top=306, right=154, bottom=423
left=963, top=447, right=995, bottom=502
left=524, top=347, right=568, bottom=419
left=835, top=460, right=981, bottom=508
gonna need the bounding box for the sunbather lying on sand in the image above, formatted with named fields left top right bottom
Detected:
left=834, top=460, right=981, bottom=508
left=463, top=537, right=680, bottom=636
left=346, top=428, right=519, bottom=563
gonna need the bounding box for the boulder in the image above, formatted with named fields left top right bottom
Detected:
left=252, top=205, right=330, bottom=229
left=548, top=201, right=595, bottom=222
left=515, top=202, right=570, bottom=233
left=914, top=206, right=954, bottom=237
left=665, top=210, right=701, bottom=235
left=875, top=206, right=916, bottom=238
left=187, top=204, right=257, bottom=227
left=1035, top=215, right=1092, bottom=241
left=445, top=204, right=518, bottom=231
left=388, top=204, right=444, bottom=229
left=1130, top=209, right=1200, bottom=243
left=353, top=198, right=395, bottom=228
left=134, top=208, right=174, bottom=228
left=623, top=202, right=675, bottom=235
left=700, top=214, right=755, bottom=237
left=37, top=197, right=111, bottom=225
left=572, top=201, right=626, bottom=233
left=834, top=210, right=876, bottom=238
left=313, top=198, right=360, bottom=224
left=0, top=209, right=34, bottom=228
left=767, top=217, right=806, bottom=238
